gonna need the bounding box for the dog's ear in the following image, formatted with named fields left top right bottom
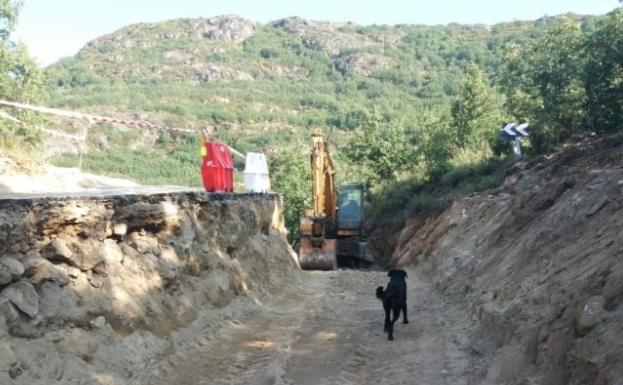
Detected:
left=401, top=270, right=408, bottom=278
left=387, top=270, right=396, bottom=278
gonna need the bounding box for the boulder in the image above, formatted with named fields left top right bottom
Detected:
left=90, top=315, right=107, bottom=329
left=0, top=297, right=18, bottom=322
left=0, top=281, right=39, bottom=318
left=113, top=223, right=128, bottom=236
left=50, top=238, right=73, bottom=260
left=128, top=232, right=160, bottom=255
left=0, top=269, right=11, bottom=286
left=87, top=271, right=105, bottom=289
left=66, top=265, right=81, bottom=279
left=98, top=239, right=123, bottom=265
left=575, top=296, right=606, bottom=337
left=0, top=257, right=25, bottom=279
left=48, top=238, right=105, bottom=271
left=23, top=258, right=70, bottom=285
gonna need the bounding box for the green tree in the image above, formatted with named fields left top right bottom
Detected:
left=411, top=110, right=452, bottom=181
left=344, top=107, right=420, bottom=186
left=0, top=0, right=43, bottom=147
left=500, top=19, right=585, bottom=151
left=583, top=8, right=623, bottom=134
left=451, top=63, right=504, bottom=150
left=268, top=146, right=311, bottom=241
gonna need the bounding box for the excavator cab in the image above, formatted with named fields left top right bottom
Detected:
left=337, top=183, right=364, bottom=232
left=336, top=183, right=370, bottom=268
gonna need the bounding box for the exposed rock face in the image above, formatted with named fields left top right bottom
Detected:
left=391, top=135, right=623, bottom=385
left=80, top=15, right=257, bottom=55
left=66, top=14, right=403, bottom=86
left=191, top=63, right=254, bottom=83
left=0, top=192, right=299, bottom=384
left=335, top=53, right=392, bottom=75
left=272, top=16, right=377, bottom=56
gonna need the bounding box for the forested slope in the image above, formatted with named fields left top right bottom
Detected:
left=2, top=7, right=621, bottom=238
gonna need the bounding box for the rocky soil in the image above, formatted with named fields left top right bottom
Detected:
left=0, top=192, right=299, bottom=384
left=392, top=134, right=623, bottom=384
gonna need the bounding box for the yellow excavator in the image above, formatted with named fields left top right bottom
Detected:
left=297, top=130, right=371, bottom=270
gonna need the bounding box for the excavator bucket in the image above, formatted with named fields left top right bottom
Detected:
left=298, top=238, right=336, bottom=270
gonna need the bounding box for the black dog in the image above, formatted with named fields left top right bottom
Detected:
left=376, top=269, right=408, bottom=340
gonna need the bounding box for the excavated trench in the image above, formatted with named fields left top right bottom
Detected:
left=0, top=192, right=301, bottom=384
left=0, top=135, right=622, bottom=385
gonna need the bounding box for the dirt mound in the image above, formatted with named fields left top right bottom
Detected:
left=392, top=134, right=623, bottom=384
left=0, top=192, right=300, bottom=384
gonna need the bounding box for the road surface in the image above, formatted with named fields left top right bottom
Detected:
left=144, top=270, right=475, bottom=385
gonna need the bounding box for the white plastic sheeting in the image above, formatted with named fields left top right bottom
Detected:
left=243, top=152, right=270, bottom=193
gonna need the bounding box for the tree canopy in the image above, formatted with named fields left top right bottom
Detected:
left=0, top=0, right=43, bottom=148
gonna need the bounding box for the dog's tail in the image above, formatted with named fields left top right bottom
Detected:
left=376, top=286, right=385, bottom=300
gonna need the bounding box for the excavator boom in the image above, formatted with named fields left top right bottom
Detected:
left=298, top=130, right=337, bottom=270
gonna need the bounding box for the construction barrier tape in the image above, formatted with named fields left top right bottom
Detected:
left=0, top=99, right=245, bottom=157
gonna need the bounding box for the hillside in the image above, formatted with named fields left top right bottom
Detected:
left=45, top=14, right=590, bottom=154
left=31, top=9, right=623, bottom=242
left=1, top=8, right=622, bottom=384
left=390, top=134, right=623, bottom=383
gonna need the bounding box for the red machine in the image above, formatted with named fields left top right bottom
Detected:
left=201, top=140, right=234, bottom=192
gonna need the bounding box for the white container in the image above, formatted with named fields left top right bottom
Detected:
left=243, top=152, right=270, bottom=193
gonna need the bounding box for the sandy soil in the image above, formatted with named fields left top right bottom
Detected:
left=141, top=269, right=475, bottom=385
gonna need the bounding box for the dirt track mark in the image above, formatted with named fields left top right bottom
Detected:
left=143, top=270, right=475, bottom=385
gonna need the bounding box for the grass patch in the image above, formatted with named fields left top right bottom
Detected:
left=52, top=148, right=203, bottom=187
left=368, top=156, right=508, bottom=226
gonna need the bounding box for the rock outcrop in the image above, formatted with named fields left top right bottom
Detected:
left=272, top=16, right=377, bottom=56
left=0, top=192, right=299, bottom=384
left=80, top=15, right=257, bottom=56
left=335, top=53, right=392, bottom=75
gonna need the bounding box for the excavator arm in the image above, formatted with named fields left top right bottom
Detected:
left=298, top=130, right=337, bottom=270
left=311, top=131, right=336, bottom=221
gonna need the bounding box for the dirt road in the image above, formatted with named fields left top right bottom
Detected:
left=143, top=270, right=475, bottom=385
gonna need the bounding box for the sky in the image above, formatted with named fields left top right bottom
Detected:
left=13, top=0, right=621, bottom=67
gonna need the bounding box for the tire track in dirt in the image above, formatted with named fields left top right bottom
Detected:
left=143, top=270, right=475, bottom=385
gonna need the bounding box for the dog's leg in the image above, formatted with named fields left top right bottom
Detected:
left=383, top=301, right=391, bottom=333
left=402, top=301, right=409, bottom=324
left=388, top=306, right=400, bottom=341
